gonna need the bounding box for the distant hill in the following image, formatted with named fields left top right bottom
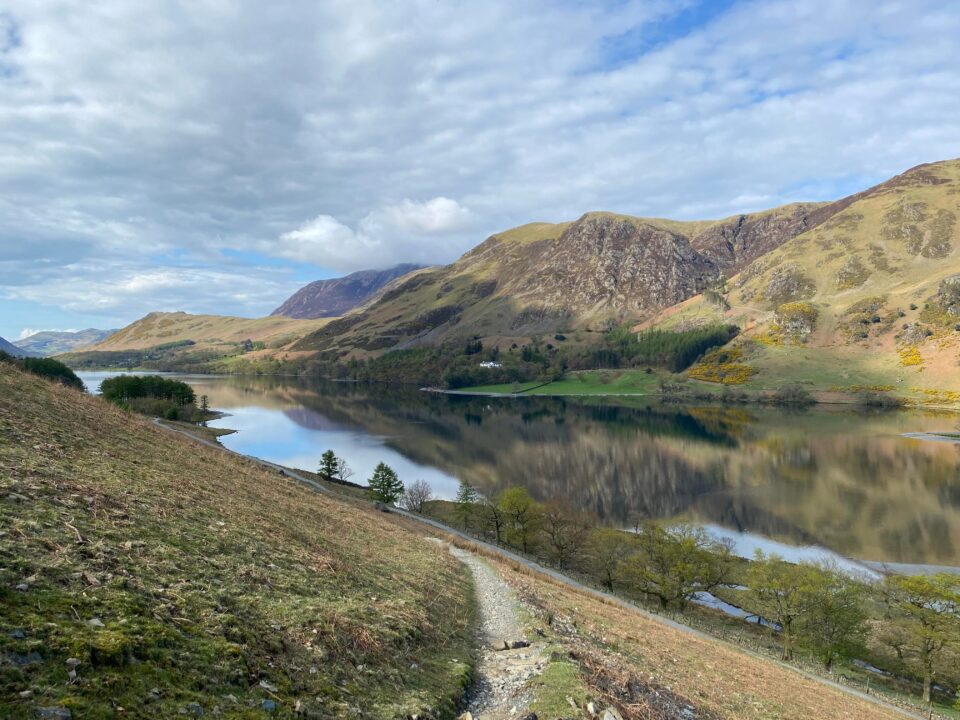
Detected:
left=87, top=311, right=328, bottom=352
left=0, top=335, right=34, bottom=357
left=291, top=204, right=837, bottom=355
left=272, top=264, right=425, bottom=319
left=645, top=159, right=960, bottom=396
left=15, top=328, right=116, bottom=356
left=61, top=311, right=331, bottom=371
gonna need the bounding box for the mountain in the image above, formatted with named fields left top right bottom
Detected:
left=0, top=335, right=34, bottom=357
left=272, top=263, right=425, bottom=319
left=647, top=159, right=960, bottom=396
left=292, top=204, right=838, bottom=355
left=60, top=311, right=331, bottom=371
left=15, top=328, right=116, bottom=356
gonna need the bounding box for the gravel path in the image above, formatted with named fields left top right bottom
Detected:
left=447, top=545, right=546, bottom=719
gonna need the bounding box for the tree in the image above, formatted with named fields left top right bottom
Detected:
left=454, top=480, right=480, bottom=529
left=746, top=553, right=822, bottom=660
left=369, top=462, right=404, bottom=505
left=401, top=479, right=433, bottom=513
left=799, top=568, right=868, bottom=671
left=540, top=499, right=592, bottom=570
left=318, top=450, right=338, bottom=481
left=336, top=457, right=354, bottom=484
left=618, top=523, right=734, bottom=611
left=199, top=395, right=210, bottom=426
left=882, top=573, right=960, bottom=703
left=481, top=495, right=507, bottom=543
left=582, top=527, right=634, bottom=591
left=498, top=487, right=541, bottom=553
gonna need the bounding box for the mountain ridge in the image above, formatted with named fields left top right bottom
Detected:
left=15, top=328, right=116, bottom=356
left=271, top=263, right=425, bottom=319
left=0, top=335, right=35, bottom=357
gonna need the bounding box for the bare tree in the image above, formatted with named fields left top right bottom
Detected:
left=336, top=457, right=354, bottom=484
left=541, top=499, right=593, bottom=570
left=401, top=479, right=433, bottom=513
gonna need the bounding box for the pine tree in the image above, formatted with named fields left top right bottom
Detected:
left=369, top=462, right=404, bottom=504
left=318, top=450, right=338, bottom=481
left=455, top=480, right=479, bottom=529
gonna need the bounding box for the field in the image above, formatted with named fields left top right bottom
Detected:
left=460, top=369, right=662, bottom=396
left=0, top=365, right=476, bottom=718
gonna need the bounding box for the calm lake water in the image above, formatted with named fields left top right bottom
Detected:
left=79, top=372, right=960, bottom=569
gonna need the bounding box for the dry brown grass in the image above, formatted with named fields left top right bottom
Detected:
left=0, top=365, right=476, bottom=718
left=435, top=533, right=906, bottom=720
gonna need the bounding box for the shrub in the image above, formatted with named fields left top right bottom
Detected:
left=767, top=384, right=815, bottom=406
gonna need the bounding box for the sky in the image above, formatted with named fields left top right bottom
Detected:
left=2, top=0, right=959, bottom=341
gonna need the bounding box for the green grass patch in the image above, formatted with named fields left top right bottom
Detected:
left=529, top=656, right=590, bottom=716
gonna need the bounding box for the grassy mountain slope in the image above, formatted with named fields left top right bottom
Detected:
left=0, top=335, right=35, bottom=357
left=0, top=365, right=475, bottom=718
left=90, top=312, right=327, bottom=351
left=292, top=204, right=832, bottom=358
left=650, top=159, right=960, bottom=398
left=15, top=329, right=116, bottom=356
left=60, top=312, right=331, bottom=371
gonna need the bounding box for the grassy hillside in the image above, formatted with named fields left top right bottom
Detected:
left=292, top=204, right=828, bottom=359
left=483, top=548, right=906, bottom=720
left=89, top=311, right=328, bottom=351
left=0, top=364, right=476, bottom=718
left=60, top=312, right=330, bottom=371
left=647, top=159, right=960, bottom=402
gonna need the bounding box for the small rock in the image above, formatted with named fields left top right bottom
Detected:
left=458, top=713, right=473, bottom=720
left=510, top=640, right=530, bottom=649
left=150, top=688, right=161, bottom=697
left=35, top=710, right=72, bottom=720
left=308, top=666, right=317, bottom=675
left=603, top=709, right=624, bottom=720
left=223, top=694, right=238, bottom=704
left=82, top=572, right=100, bottom=586
left=491, top=639, right=510, bottom=651
left=258, top=680, right=278, bottom=693
left=19, top=690, right=33, bottom=699
left=521, top=714, right=537, bottom=720
left=87, top=618, right=105, bottom=628
left=15, top=583, right=28, bottom=592
left=261, top=699, right=277, bottom=713
left=587, top=701, right=597, bottom=717
left=65, top=658, right=81, bottom=669
left=409, top=662, right=418, bottom=670
left=9, top=628, right=26, bottom=639
left=185, top=702, right=204, bottom=716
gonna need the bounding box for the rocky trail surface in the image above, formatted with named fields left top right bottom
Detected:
left=446, top=545, right=546, bottom=720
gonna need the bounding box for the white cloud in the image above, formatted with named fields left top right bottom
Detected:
left=1, top=0, right=959, bottom=331
left=268, top=197, right=476, bottom=271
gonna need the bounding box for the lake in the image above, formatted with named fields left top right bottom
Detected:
left=79, top=371, right=960, bottom=570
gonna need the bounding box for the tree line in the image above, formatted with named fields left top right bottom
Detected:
left=100, top=375, right=207, bottom=421
left=0, top=351, right=84, bottom=390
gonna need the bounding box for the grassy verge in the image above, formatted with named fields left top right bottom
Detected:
left=459, top=369, right=663, bottom=396
left=0, top=365, right=477, bottom=719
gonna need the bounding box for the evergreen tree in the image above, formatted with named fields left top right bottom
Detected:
left=318, top=450, right=338, bottom=481
left=369, top=462, right=404, bottom=504
left=454, top=480, right=479, bottom=529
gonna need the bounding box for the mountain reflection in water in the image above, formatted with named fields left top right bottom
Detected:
left=84, top=373, right=960, bottom=568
